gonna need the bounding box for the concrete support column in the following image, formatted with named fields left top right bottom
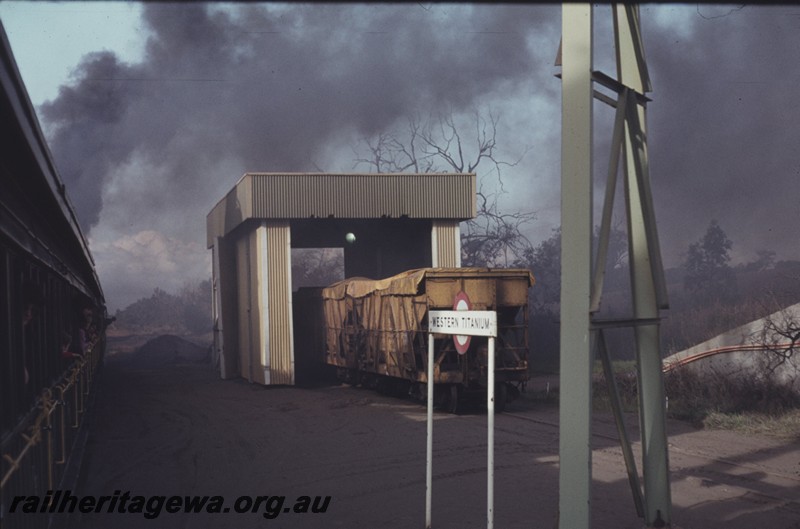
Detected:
left=257, top=221, right=295, bottom=385
left=431, top=220, right=462, bottom=268
left=212, top=237, right=227, bottom=378
left=256, top=223, right=272, bottom=384
left=559, top=4, right=593, bottom=529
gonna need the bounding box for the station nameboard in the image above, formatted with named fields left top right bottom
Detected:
left=428, top=310, right=497, bottom=337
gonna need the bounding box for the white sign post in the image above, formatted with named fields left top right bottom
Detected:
left=426, top=309, right=498, bottom=529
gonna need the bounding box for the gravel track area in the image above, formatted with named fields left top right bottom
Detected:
left=64, top=335, right=800, bottom=528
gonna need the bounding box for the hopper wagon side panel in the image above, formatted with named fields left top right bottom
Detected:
left=321, top=268, right=533, bottom=393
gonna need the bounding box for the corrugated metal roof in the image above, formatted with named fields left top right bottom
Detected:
left=207, top=173, right=476, bottom=246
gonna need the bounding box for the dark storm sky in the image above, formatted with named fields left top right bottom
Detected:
left=8, top=3, right=799, bottom=307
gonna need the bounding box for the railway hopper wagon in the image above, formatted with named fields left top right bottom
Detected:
left=322, top=268, right=534, bottom=412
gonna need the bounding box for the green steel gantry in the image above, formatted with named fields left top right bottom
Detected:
left=559, top=4, right=671, bottom=528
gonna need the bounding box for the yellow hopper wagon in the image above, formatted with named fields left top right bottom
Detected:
left=321, top=268, right=534, bottom=413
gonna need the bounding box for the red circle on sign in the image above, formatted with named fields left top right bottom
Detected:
left=453, top=291, right=471, bottom=355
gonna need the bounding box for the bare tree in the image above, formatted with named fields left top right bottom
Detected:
left=753, top=297, right=800, bottom=374
left=461, top=184, right=535, bottom=267
left=292, top=248, right=344, bottom=289
left=354, top=109, right=534, bottom=267
left=354, top=117, right=438, bottom=174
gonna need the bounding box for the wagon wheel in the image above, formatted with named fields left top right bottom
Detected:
left=445, top=384, right=462, bottom=415
left=495, top=383, right=508, bottom=414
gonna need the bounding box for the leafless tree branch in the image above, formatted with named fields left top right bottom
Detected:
left=748, top=292, right=800, bottom=376
left=353, top=108, right=535, bottom=267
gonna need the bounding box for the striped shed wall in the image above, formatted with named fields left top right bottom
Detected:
left=207, top=173, right=476, bottom=246
left=207, top=173, right=475, bottom=386
left=431, top=221, right=461, bottom=268
left=262, top=222, right=294, bottom=385
left=230, top=222, right=294, bottom=385
left=235, top=230, right=257, bottom=383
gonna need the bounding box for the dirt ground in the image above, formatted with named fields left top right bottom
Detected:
left=62, top=335, right=800, bottom=529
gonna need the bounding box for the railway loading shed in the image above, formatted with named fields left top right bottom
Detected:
left=206, top=172, right=476, bottom=385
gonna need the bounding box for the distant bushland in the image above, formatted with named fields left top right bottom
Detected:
left=114, top=280, right=211, bottom=336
